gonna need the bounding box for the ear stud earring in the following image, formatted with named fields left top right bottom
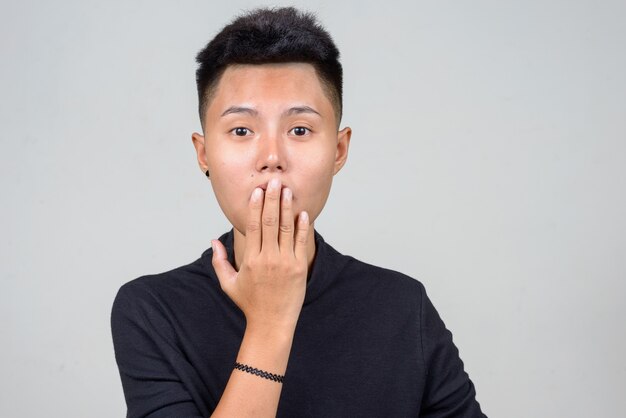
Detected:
left=205, top=169, right=210, bottom=178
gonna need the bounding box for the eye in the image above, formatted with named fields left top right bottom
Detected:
left=290, top=126, right=311, bottom=136
left=231, top=127, right=252, bottom=136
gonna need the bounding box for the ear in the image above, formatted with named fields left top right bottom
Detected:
left=191, top=132, right=210, bottom=174
left=333, top=126, right=352, bottom=175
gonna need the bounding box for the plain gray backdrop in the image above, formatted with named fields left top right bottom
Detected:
left=2, top=0, right=625, bottom=417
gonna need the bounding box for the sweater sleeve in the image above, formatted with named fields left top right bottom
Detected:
left=110, top=282, right=205, bottom=418
left=418, top=282, right=487, bottom=418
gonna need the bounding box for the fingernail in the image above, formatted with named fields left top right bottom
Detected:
left=269, top=178, right=280, bottom=189
left=301, top=211, right=309, bottom=223
left=283, top=188, right=292, bottom=200
left=251, top=187, right=263, bottom=201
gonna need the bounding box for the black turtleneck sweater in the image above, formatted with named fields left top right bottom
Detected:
left=111, top=228, right=487, bottom=417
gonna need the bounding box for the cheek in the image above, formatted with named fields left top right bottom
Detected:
left=301, top=159, right=333, bottom=188
left=208, top=144, right=252, bottom=187
left=293, top=150, right=335, bottom=205
left=208, top=152, right=253, bottom=221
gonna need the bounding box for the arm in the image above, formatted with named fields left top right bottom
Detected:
left=210, top=179, right=309, bottom=417
left=418, top=282, right=488, bottom=418
left=111, top=179, right=310, bottom=417
left=211, top=323, right=294, bottom=417
left=110, top=285, right=298, bottom=418
left=111, top=284, right=205, bottom=418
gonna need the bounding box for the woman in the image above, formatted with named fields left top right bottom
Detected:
left=111, top=6, right=487, bottom=417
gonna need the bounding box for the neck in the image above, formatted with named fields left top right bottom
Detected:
left=232, top=223, right=317, bottom=274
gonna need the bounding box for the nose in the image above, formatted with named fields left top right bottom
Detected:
left=255, top=133, right=286, bottom=173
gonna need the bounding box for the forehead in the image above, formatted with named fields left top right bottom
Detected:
left=207, top=62, right=333, bottom=117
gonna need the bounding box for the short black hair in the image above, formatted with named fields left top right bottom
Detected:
left=195, top=6, right=343, bottom=131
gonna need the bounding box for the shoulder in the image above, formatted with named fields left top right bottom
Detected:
left=112, top=249, right=216, bottom=315
left=358, top=255, right=424, bottom=293
left=325, top=240, right=427, bottom=305
left=349, top=254, right=424, bottom=288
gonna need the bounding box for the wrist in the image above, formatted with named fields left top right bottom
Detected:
left=245, top=321, right=297, bottom=341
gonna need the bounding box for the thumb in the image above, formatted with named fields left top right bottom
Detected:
left=211, top=239, right=236, bottom=293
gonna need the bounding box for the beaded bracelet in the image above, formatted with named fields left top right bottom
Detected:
left=234, top=361, right=285, bottom=383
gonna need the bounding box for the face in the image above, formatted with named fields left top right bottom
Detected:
left=192, top=62, right=351, bottom=236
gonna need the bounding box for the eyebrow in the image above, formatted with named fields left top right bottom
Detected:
left=220, top=105, right=321, bottom=118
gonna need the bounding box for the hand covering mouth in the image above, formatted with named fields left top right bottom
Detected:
left=256, top=182, right=288, bottom=191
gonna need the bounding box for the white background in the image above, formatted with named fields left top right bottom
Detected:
left=2, top=0, right=625, bottom=416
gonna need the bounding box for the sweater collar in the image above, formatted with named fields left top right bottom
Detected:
left=212, top=227, right=336, bottom=306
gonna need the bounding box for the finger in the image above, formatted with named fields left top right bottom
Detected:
left=245, top=187, right=264, bottom=256
left=294, top=211, right=310, bottom=261
left=211, top=239, right=237, bottom=293
left=278, top=187, right=294, bottom=253
left=261, top=177, right=281, bottom=253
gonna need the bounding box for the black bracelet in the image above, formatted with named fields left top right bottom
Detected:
left=234, top=361, right=285, bottom=383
